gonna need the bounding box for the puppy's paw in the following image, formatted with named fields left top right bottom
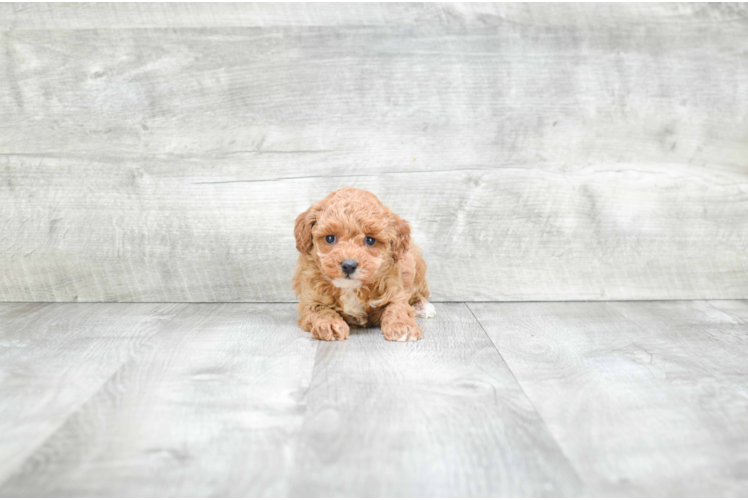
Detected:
left=414, top=300, right=436, bottom=318
left=311, top=317, right=350, bottom=341
left=382, top=321, right=423, bottom=342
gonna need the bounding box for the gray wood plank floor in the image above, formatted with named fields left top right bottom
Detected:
left=1, top=301, right=746, bottom=497
left=469, top=301, right=748, bottom=497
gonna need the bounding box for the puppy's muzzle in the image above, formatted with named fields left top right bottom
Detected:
left=341, top=260, right=358, bottom=276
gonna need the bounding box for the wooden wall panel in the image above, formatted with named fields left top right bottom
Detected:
left=2, top=3, right=746, bottom=30
left=1, top=3, right=747, bottom=301
left=2, top=162, right=746, bottom=302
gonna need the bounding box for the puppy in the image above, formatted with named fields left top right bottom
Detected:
left=293, top=187, right=435, bottom=342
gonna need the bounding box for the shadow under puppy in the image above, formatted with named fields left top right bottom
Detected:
left=293, top=187, right=435, bottom=342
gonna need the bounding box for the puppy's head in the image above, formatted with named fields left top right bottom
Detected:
left=294, top=188, right=410, bottom=289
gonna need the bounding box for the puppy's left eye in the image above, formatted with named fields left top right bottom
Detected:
left=325, top=235, right=336, bottom=244
left=365, top=236, right=376, bottom=246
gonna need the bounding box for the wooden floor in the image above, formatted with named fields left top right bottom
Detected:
left=0, top=301, right=747, bottom=497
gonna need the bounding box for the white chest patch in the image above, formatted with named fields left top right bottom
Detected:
left=340, top=288, right=366, bottom=321
left=332, top=278, right=361, bottom=290
left=332, top=278, right=367, bottom=324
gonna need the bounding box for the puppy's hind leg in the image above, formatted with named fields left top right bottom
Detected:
left=413, top=299, right=436, bottom=318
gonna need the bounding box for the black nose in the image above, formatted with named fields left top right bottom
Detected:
left=341, top=260, right=358, bottom=275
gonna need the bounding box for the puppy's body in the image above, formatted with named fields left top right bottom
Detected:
left=294, top=242, right=429, bottom=328
left=293, top=188, right=433, bottom=341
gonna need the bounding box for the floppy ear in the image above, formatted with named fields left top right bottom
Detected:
left=294, top=206, right=317, bottom=254
left=390, top=212, right=411, bottom=262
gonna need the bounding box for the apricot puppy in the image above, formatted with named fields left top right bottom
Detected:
left=293, top=187, right=435, bottom=342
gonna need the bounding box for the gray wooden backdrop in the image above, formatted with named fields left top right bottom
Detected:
left=1, top=3, right=747, bottom=302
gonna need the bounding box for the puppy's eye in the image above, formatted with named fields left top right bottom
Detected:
left=365, top=236, right=376, bottom=246
left=325, top=235, right=336, bottom=244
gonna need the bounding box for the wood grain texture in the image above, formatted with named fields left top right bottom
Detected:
left=1, top=3, right=747, bottom=29
left=2, top=301, right=748, bottom=496
left=469, top=301, right=748, bottom=496
left=705, top=300, right=748, bottom=327
left=289, top=303, right=581, bottom=497
left=0, top=302, right=183, bottom=487
left=0, top=303, right=319, bottom=497
left=1, top=3, right=748, bottom=302
left=2, top=165, right=747, bottom=302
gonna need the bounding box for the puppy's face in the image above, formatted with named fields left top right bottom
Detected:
left=295, top=188, right=410, bottom=289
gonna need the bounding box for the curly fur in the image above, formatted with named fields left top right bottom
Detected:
left=293, top=188, right=433, bottom=342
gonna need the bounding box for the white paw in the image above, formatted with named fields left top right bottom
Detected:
left=414, top=301, right=436, bottom=318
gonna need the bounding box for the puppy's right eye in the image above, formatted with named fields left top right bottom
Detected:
left=325, top=235, right=336, bottom=244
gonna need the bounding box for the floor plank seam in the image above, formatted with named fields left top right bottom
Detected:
left=286, top=335, right=322, bottom=495
left=0, top=304, right=189, bottom=491
left=623, top=301, right=748, bottom=404
left=463, top=302, right=587, bottom=493
left=0, top=358, right=130, bottom=489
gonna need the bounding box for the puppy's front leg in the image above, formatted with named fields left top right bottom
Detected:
left=298, top=301, right=350, bottom=341
left=381, top=301, right=422, bottom=342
